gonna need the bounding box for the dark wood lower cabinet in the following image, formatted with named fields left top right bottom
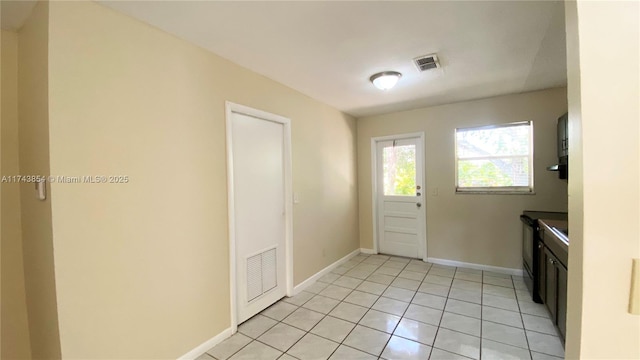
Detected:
left=556, top=261, right=568, bottom=340
left=542, top=246, right=567, bottom=341
left=544, top=247, right=557, bottom=318
left=536, top=239, right=546, bottom=303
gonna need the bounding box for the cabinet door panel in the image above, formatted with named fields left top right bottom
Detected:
left=536, top=239, right=546, bottom=302
left=557, top=263, right=568, bottom=340
left=557, top=114, right=568, bottom=157
left=544, top=248, right=558, bottom=320
left=557, top=115, right=565, bottom=157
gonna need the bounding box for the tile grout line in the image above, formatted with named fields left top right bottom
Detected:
left=427, top=263, right=453, bottom=359
left=337, top=261, right=461, bottom=350
left=302, top=254, right=373, bottom=359
left=264, top=256, right=367, bottom=359
left=371, top=258, right=413, bottom=359
left=426, top=268, right=466, bottom=358
left=223, top=314, right=283, bottom=360
left=223, top=253, right=553, bottom=360
left=349, top=256, right=435, bottom=357
left=229, top=254, right=398, bottom=359
left=432, top=266, right=480, bottom=359
left=329, top=254, right=407, bottom=359
left=283, top=259, right=419, bottom=358
left=512, top=274, right=534, bottom=360
left=433, top=270, right=454, bottom=341
left=377, top=262, right=485, bottom=358
left=236, top=253, right=371, bottom=359
left=323, top=255, right=377, bottom=359
left=330, top=254, right=416, bottom=358
left=305, top=266, right=539, bottom=355
left=416, top=265, right=444, bottom=359
left=300, top=254, right=406, bottom=359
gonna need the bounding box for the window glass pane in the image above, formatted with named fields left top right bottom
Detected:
left=455, top=122, right=533, bottom=191
left=383, top=145, right=416, bottom=196
left=457, top=125, right=530, bottom=158
left=457, top=157, right=530, bottom=187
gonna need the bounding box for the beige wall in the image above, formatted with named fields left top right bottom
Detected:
left=358, top=88, right=568, bottom=269
left=46, top=1, right=358, bottom=358
left=0, top=22, right=2, bottom=360
left=1, top=29, right=32, bottom=360
left=563, top=2, right=583, bottom=357
left=565, top=1, right=640, bottom=358
left=17, top=2, right=62, bottom=359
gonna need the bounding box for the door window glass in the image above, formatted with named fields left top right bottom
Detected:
left=383, top=144, right=416, bottom=196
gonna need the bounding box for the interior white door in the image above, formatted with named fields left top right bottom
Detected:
left=231, top=112, right=287, bottom=324
left=376, top=137, right=425, bottom=258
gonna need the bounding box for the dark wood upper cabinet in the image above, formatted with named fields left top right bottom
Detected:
left=557, top=113, right=569, bottom=158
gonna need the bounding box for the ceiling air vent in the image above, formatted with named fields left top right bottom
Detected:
left=414, top=54, right=440, bottom=72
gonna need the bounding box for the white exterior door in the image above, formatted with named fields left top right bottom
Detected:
left=375, top=136, right=425, bottom=259
left=229, top=109, right=289, bottom=324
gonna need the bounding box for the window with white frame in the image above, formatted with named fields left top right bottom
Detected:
left=455, top=121, right=533, bottom=193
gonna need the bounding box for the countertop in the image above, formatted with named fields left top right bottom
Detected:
left=539, top=219, right=569, bottom=267
left=522, top=211, right=568, bottom=221
left=539, top=219, right=568, bottom=244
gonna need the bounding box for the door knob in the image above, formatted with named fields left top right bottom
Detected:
left=416, top=202, right=422, bottom=208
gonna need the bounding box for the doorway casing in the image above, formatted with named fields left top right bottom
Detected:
left=225, top=101, right=294, bottom=333
left=370, top=132, right=427, bottom=261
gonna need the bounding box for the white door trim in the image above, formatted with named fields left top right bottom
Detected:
left=370, top=132, right=427, bottom=261
left=225, top=101, right=294, bottom=334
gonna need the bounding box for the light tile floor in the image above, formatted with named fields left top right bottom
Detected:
left=201, top=253, right=565, bottom=360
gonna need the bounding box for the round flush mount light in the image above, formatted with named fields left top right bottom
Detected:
left=370, top=71, right=402, bottom=90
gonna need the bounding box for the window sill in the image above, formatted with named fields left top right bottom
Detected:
left=456, top=189, right=536, bottom=195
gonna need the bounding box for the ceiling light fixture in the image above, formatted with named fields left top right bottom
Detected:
left=370, top=71, right=402, bottom=91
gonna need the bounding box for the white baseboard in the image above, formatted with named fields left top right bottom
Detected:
left=293, top=248, right=361, bottom=295
left=359, top=248, right=376, bottom=254
left=427, top=257, right=523, bottom=276
left=180, top=248, right=363, bottom=359
left=177, top=327, right=232, bottom=360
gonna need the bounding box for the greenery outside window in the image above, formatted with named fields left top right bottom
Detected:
left=383, top=143, right=416, bottom=196
left=455, top=121, right=533, bottom=193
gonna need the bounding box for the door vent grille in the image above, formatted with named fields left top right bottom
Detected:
left=246, top=247, right=278, bottom=303
left=414, top=54, right=440, bottom=72
left=262, top=249, right=277, bottom=293
left=247, top=254, right=263, bottom=302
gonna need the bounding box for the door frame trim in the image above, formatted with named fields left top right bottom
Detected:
left=370, top=132, right=427, bottom=261
left=225, top=101, right=294, bottom=333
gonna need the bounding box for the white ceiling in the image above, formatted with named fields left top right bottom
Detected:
left=6, top=1, right=567, bottom=118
